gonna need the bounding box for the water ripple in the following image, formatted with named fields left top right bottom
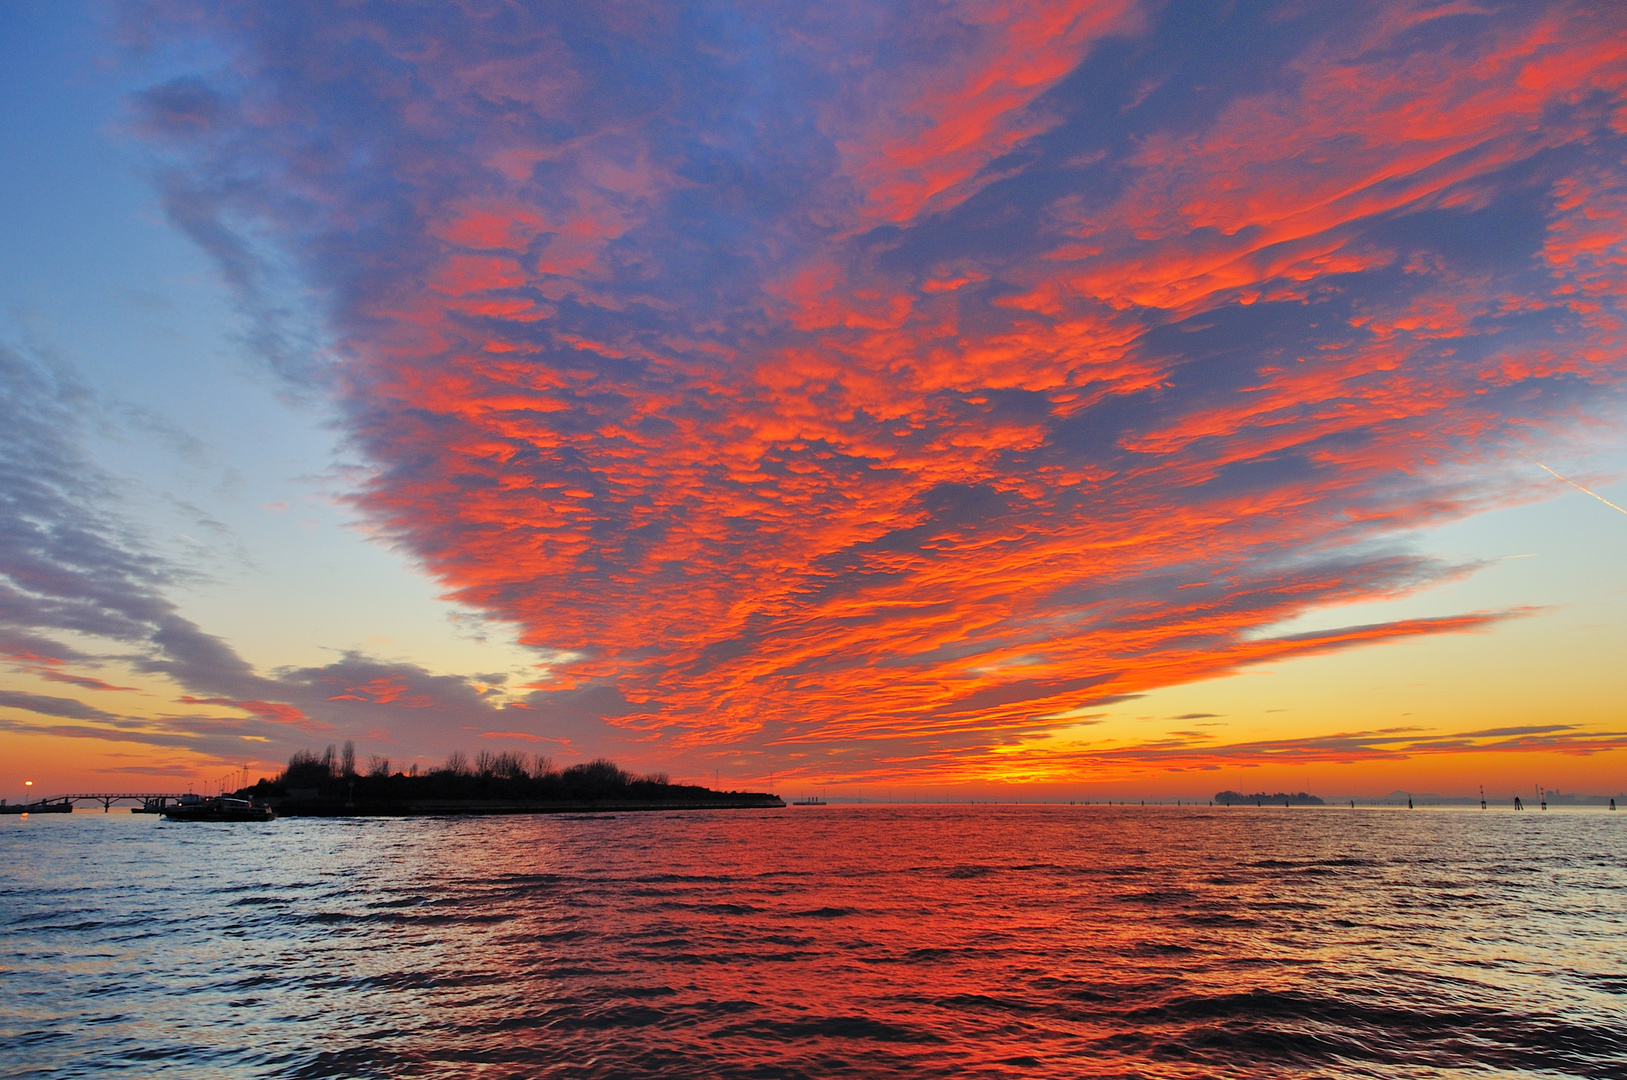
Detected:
left=2, top=806, right=1623, bottom=1078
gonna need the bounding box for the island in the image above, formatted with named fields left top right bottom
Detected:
left=238, top=747, right=784, bottom=817
left=1214, top=790, right=1325, bottom=806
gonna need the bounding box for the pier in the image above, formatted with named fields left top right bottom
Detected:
left=0, top=793, right=187, bottom=814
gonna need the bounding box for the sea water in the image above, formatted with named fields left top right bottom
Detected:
left=1, top=805, right=1623, bottom=1078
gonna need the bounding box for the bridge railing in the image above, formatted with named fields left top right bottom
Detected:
left=60, top=793, right=187, bottom=811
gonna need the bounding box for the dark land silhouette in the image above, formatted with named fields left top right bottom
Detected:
left=1214, top=790, right=1325, bottom=806
left=241, top=744, right=783, bottom=816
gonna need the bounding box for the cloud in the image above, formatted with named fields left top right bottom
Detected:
left=0, top=690, right=125, bottom=723
left=836, top=719, right=1627, bottom=787
left=0, top=344, right=523, bottom=763
left=0, top=346, right=184, bottom=643
left=1079, top=723, right=1627, bottom=769
left=82, top=0, right=1627, bottom=778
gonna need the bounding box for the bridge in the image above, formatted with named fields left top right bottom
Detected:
left=57, top=793, right=187, bottom=812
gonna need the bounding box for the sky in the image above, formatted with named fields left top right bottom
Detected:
left=2, top=0, right=1626, bottom=802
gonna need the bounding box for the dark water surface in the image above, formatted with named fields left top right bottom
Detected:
left=2, top=806, right=1624, bottom=1078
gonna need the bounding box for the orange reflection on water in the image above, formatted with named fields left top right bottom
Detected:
left=6, top=808, right=1626, bottom=1077
left=253, top=806, right=1619, bottom=1077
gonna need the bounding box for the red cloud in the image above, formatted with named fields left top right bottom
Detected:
left=323, top=677, right=439, bottom=709
left=180, top=696, right=329, bottom=733
left=37, top=671, right=140, bottom=693
left=827, top=0, right=1142, bottom=224
left=134, top=1, right=1627, bottom=780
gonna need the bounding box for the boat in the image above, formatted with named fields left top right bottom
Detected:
left=0, top=797, right=73, bottom=814
left=160, top=795, right=276, bottom=822
left=792, top=797, right=826, bottom=806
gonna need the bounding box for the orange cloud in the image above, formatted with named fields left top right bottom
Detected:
left=179, top=696, right=329, bottom=733
left=125, top=0, right=1627, bottom=782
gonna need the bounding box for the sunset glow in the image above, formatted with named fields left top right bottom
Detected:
left=3, top=0, right=1626, bottom=798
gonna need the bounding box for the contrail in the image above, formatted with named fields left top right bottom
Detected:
left=1524, top=455, right=1627, bottom=516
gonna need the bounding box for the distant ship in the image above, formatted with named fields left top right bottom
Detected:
left=792, top=797, right=826, bottom=806
left=161, top=795, right=276, bottom=822
left=0, top=797, right=73, bottom=814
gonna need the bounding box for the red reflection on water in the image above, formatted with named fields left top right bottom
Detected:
left=5, top=808, right=1621, bottom=1077
left=317, top=806, right=1609, bottom=1077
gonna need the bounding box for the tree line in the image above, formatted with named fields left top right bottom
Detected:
left=1214, top=790, right=1324, bottom=806
left=259, top=742, right=695, bottom=803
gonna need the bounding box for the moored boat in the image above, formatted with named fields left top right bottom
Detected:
left=161, top=795, right=275, bottom=822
